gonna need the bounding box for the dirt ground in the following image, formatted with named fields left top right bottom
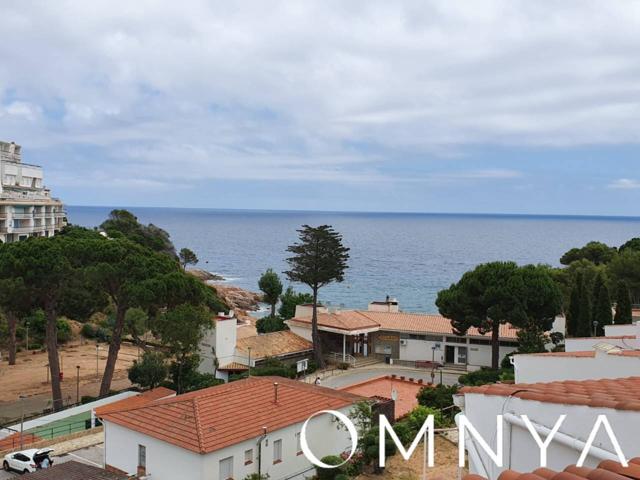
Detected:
left=0, top=342, right=139, bottom=423
left=358, top=436, right=465, bottom=480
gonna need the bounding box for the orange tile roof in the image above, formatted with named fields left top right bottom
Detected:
left=100, top=376, right=363, bottom=454
left=524, top=351, right=596, bottom=357
left=463, top=457, right=640, bottom=480
left=236, top=330, right=313, bottom=359
left=218, top=361, right=249, bottom=371
left=460, top=376, right=640, bottom=412
left=339, top=375, right=426, bottom=419
left=94, top=387, right=176, bottom=417
left=291, top=310, right=519, bottom=339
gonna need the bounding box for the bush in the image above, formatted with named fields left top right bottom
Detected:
left=417, top=384, right=459, bottom=410
left=82, top=323, right=97, bottom=338
left=316, top=455, right=345, bottom=480
left=256, top=315, right=288, bottom=334
left=336, top=362, right=350, bottom=370
left=334, top=475, right=350, bottom=480
left=128, top=351, right=168, bottom=389
left=458, top=368, right=501, bottom=386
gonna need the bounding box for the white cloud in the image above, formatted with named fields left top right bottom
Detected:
left=608, top=178, right=640, bottom=190
left=1, top=0, right=640, bottom=189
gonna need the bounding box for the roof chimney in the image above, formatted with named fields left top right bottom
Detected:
left=273, top=382, right=279, bottom=403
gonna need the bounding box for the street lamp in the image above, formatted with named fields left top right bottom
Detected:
left=76, top=366, right=81, bottom=404
left=19, top=395, right=27, bottom=449
left=592, top=321, right=599, bottom=337
left=247, top=347, right=252, bottom=377
left=25, top=322, right=29, bottom=352
left=95, top=343, right=100, bottom=378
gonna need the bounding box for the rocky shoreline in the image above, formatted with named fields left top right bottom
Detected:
left=188, top=268, right=263, bottom=313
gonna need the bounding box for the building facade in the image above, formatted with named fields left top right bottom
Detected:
left=101, top=377, right=361, bottom=480
left=0, top=141, right=66, bottom=243
left=287, top=300, right=524, bottom=371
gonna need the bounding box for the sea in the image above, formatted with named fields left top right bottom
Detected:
left=67, top=206, right=640, bottom=313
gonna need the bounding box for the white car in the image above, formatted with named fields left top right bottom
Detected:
left=3, top=448, right=54, bottom=474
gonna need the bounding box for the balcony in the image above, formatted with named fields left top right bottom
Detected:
left=12, top=212, right=33, bottom=219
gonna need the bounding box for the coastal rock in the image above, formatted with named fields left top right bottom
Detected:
left=187, top=268, right=225, bottom=282
left=209, top=284, right=263, bottom=312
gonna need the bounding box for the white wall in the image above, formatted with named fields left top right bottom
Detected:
left=514, top=352, right=640, bottom=383
left=604, top=322, right=640, bottom=337
left=400, top=339, right=445, bottom=363
left=462, top=393, right=639, bottom=479
left=104, top=406, right=355, bottom=480
left=467, top=344, right=517, bottom=368
left=104, top=421, right=204, bottom=478
left=287, top=323, right=313, bottom=342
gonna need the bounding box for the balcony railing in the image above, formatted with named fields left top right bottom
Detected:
left=11, top=212, right=33, bottom=219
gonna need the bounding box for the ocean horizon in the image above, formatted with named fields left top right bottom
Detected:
left=67, top=205, right=640, bottom=312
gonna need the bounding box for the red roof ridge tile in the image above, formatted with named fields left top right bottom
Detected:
left=192, top=397, right=205, bottom=454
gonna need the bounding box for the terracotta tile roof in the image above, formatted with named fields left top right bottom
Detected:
left=218, top=361, right=249, bottom=371
left=460, top=376, right=640, bottom=412
left=463, top=457, right=640, bottom=480
left=236, top=330, right=312, bottom=359
left=94, top=387, right=176, bottom=417
left=570, top=335, right=636, bottom=340
left=24, top=460, right=127, bottom=480
left=525, top=351, right=596, bottom=357
left=339, top=375, right=426, bottom=419
left=101, top=376, right=363, bottom=454
left=291, top=310, right=519, bottom=339
left=612, top=350, right=640, bottom=357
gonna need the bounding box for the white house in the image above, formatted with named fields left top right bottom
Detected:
left=513, top=321, right=640, bottom=383
left=0, top=140, right=67, bottom=243
left=199, top=312, right=313, bottom=381
left=457, top=376, right=640, bottom=480
left=286, top=299, right=531, bottom=371
left=100, top=376, right=362, bottom=480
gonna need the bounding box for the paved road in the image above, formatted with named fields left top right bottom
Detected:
left=0, top=444, right=103, bottom=478
left=320, top=366, right=460, bottom=389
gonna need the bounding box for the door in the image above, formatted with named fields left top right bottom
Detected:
left=445, top=345, right=455, bottom=363
left=457, top=347, right=468, bottom=365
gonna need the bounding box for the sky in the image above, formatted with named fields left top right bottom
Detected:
left=2, top=1, right=640, bottom=216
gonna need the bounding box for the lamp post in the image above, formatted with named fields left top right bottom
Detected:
left=25, top=322, right=29, bottom=352
left=76, top=365, right=81, bottom=404
left=19, top=395, right=27, bottom=449
left=95, top=343, right=100, bottom=378
left=593, top=321, right=599, bottom=337
left=247, top=347, right=252, bottom=377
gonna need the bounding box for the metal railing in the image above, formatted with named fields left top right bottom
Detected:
left=0, top=418, right=98, bottom=451
left=325, top=352, right=356, bottom=367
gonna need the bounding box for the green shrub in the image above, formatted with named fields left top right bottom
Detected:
left=334, top=474, right=350, bottom=480
left=458, top=368, right=501, bottom=386
left=316, top=455, right=345, bottom=480
left=417, top=384, right=459, bottom=410
left=82, top=323, right=97, bottom=338
left=337, top=362, right=350, bottom=370
left=256, top=315, right=288, bottom=334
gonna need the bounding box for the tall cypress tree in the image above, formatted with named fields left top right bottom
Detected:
left=592, top=273, right=612, bottom=335
left=614, top=280, right=633, bottom=324
left=566, top=274, right=581, bottom=337
left=575, top=273, right=593, bottom=337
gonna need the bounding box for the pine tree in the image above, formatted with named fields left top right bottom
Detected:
left=591, top=273, right=612, bottom=335
left=614, top=280, right=633, bottom=324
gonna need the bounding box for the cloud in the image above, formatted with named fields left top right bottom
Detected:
left=1, top=0, right=640, bottom=194
left=608, top=178, right=640, bottom=190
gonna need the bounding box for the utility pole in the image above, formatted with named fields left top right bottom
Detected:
left=76, top=365, right=81, bottom=404
left=95, top=343, right=100, bottom=378
left=19, top=395, right=27, bottom=449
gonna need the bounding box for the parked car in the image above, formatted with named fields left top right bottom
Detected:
left=3, top=448, right=54, bottom=473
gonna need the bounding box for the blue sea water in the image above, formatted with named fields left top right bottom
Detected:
left=67, top=206, right=640, bottom=312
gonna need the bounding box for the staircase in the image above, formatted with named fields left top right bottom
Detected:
left=353, top=356, right=382, bottom=368
left=442, top=363, right=468, bottom=374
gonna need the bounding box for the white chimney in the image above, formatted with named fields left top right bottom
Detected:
left=294, top=303, right=329, bottom=319
left=368, top=296, right=400, bottom=313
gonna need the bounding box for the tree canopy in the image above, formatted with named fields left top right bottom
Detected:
left=100, top=209, right=176, bottom=257
left=560, top=241, right=617, bottom=266
left=436, top=262, right=562, bottom=369
left=258, top=268, right=283, bottom=317
left=278, top=287, right=313, bottom=320
left=178, top=248, right=198, bottom=270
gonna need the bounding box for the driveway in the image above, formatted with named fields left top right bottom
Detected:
left=320, top=366, right=460, bottom=389
left=0, top=444, right=103, bottom=479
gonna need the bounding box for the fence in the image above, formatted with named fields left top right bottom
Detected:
left=325, top=352, right=356, bottom=367
left=0, top=417, right=99, bottom=451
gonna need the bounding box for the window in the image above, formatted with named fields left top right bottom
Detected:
left=219, top=456, right=234, bottom=480
left=469, top=339, right=491, bottom=346
left=273, top=439, right=282, bottom=464
left=295, top=432, right=302, bottom=455
left=446, top=336, right=467, bottom=344
left=138, top=445, right=146, bottom=468
left=244, top=449, right=253, bottom=465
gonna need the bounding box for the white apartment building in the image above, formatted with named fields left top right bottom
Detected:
left=457, top=376, right=640, bottom=480
left=0, top=141, right=66, bottom=243
left=513, top=321, right=640, bottom=383
left=100, top=376, right=361, bottom=480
